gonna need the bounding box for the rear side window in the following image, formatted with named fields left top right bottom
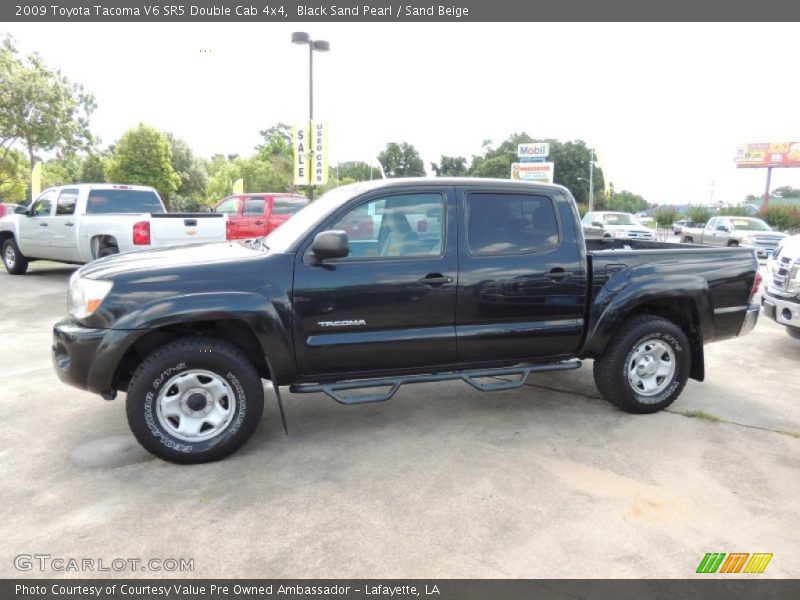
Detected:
left=273, top=197, right=309, bottom=215
left=86, top=190, right=164, bottom=214
left=56, top=189, right=78, bottom=215
left=467, top=192, right=559, bottom=255
left=243, top=197, right=265, bottom=216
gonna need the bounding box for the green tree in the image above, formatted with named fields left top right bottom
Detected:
left=772, top=186, right=800, bottom=198
left=377, top=142, right=425, bottom=178
left=41, top=153, right=82, bottom=188
left=606, top=190, right=648, bottom=213
left=335, top=161, right=380, bottom=182
left=431, top=155, right=467, bottom=177
left=105, top=124, right=180, bottom=203
left=717, top=203, right=750, bottom=217
left=79, top=152, right=106, bottom=182
left=0, top=36, right=96, bottom=167
left=0, top=147, right=28, bottom=201
left=166, top=133, right=208, bottom=200
left=685, top=205, right=713, bottom=226
left=467, top=134, right=604, bottom=204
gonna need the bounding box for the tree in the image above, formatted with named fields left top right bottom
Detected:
left=335, top=161, right=380, bottom=182
left=605, top=190, right=648, bottom=213
left=377, top=142, right=425, bottom=178
left=0, top=147, right=28, bottom=201
left=41, top=153, right=82, bottom=189
left=772, top=186, right=800, bottom=199
left=105, top=124, right=180, bottom=203
left=685, top=205, right=713, bottom=226
left=166, top=133, right=208, bottom=200
left=431, top=155, right=467, bottom=177
left=79, top=152, right=106, bottom=183
left=0, top=36, right=96, bottom=167
left=467, top=133, right=605, bottom=204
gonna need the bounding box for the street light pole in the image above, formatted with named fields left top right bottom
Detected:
left=292, top=32, right=329, bottom=201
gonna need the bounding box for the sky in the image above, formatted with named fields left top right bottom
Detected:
left=4, top=21, right=800, bottom=205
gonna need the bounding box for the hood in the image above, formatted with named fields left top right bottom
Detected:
left=735, top=229, right=787, bottom=237
left=79, top=241, right=262, bottom=280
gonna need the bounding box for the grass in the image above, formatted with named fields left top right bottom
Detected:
left=778, top=429, right=800, bottom=439
left=680, top=410, right=724, bottom=423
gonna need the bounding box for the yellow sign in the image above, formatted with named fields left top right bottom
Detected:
left=31, top=162, right=42, bottom=198
left=312, top=121, right=328, bottom=185
left=232, top=178, right=244, bottom=194
left=293, top=124, right=310, bottom=186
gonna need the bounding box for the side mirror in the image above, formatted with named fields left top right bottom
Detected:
left=592, top=221, right=603, bottom=228
left=311, top=230, right=349, bottom=261
left=716, top=224, right=728, bottom=232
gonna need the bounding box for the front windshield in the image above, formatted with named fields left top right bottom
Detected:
left=263, top=182, right=375, bottom=252
left=603, top=213, right=640, bottom=226
left=730, top=218, right=771, bottom=231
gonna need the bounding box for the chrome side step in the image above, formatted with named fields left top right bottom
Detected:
left=289, top=360, right=581, bottom=405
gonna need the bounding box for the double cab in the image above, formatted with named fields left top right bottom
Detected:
left=52, top=178, right=761, bottom=463
left=680, top=216, right=787, bottom=258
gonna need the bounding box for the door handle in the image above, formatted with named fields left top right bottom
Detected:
left=546, top=269, right=573, bottom=280
left=39, top=222, right=48, bottom=227
left=65, top=222, right=74, bottom=227
left=254, top=220, right=264, bottom=225
left=419, top=273, right=452, bottom=286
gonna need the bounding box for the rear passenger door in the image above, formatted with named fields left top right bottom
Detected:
left=455, top=186, right=587, bottom=362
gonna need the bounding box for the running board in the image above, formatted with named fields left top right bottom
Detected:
left=289, top=360, right=581, bottom=405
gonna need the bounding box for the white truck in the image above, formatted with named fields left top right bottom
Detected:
left=0, top=184, right=227, bottom=275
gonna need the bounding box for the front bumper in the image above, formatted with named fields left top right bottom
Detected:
left=52, top=319, right=107, bottom=394
left=761, top=289, right=800, bottom=331
left=738, top=302, right=761, bottom=337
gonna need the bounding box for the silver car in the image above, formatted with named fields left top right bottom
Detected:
left=581, top=211, right=655, bottom=240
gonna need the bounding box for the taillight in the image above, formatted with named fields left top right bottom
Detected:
left=751, top=271, right=762, bottom=297
left=133, top=221, right=151, bottom=245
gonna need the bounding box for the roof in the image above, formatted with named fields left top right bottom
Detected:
left=331, top=177, right=569, bottom=195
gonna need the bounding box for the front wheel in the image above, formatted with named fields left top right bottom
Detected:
left=593, top=315, right=690, bottom=414
left=2, top=238, right=29, bottom=275
left=126, top=337, right=265, bottom=463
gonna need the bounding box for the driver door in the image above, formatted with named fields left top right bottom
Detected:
left=292, top=186, right=458, bottom=378
left=18, top=190, right=56, bottom=258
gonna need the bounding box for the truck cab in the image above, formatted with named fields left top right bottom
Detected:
left=213, top=193, right=309, bottom=240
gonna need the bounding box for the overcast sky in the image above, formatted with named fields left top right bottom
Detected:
left=4, top=22, right=800, bottom=205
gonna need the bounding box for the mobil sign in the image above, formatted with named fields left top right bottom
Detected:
left=517, top=142, right=549, bottom=159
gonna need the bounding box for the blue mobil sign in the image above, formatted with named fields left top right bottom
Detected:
left=518, top=143, right=549, bottom=163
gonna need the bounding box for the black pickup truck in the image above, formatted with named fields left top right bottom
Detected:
left=52, top=178, right=761, bottom=463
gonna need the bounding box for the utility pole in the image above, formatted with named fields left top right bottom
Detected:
left=588, top=148, right=595, bottom=212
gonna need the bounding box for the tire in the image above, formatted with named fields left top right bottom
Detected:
left=98, top=246, right=119, bottom=258
left=2, top=238, right=29, bottom=275
left=126, top=337, right=265, bottom=464
left=593, top=315, right=691, bottom=414
left=683, top=236, right=693, bottom=244
left=728, top=240, right=739, bottom=247
left=787, top=328, right=800, bottom=341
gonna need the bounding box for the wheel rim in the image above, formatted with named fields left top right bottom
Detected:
left=156, top=369, right=237, bottom=442
left=626, top=338, right=676, bottom=398
left=4, top=244, right=15, bottom=269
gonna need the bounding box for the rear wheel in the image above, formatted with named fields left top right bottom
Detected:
left=787, top=328, right=800, bottom=341
left=98, top=246, right=119, bottom=258
left=126, top=337, right=265, bottom=463
left=593, top=315, right=690, bottom=414
left=682, top=236, right=693, bottom=244
left=2, top=238, right=29, bottom=275
left=728, top=240, right=739, bottom=247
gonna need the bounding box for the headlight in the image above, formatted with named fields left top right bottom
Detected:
left=68, top=275, right=113, bottom=319
left=740, top=235, right=757, bottom=246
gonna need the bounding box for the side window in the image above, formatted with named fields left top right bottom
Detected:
left=327, top=192, right=445, bottom=260
left=56, top=189, right=78, bottom=216
left=243, top=197, right=265, bottom=216
left=467, top=192, right=559, bottom=256
left=215, top=197, right=239, bottom=215
left=273, top=198, right=309, bottom=215
left=583, top=212, right=594, bottom=225
left=31, top=191, right=55, bottom=217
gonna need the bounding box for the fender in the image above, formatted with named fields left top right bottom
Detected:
left=86, top=292, right=296, bottom=395
left=580, top=266, right=715, bottom=365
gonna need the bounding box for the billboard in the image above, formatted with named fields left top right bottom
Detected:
left=511, top=161, right=554, bottom=183
left=311, top=121, right=328, bottom=185
left=735, top=142, right=800, bottom=168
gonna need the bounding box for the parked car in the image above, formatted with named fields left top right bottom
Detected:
left=680, top=216, right=787, bottom=257
left=673, top=219, right=695, bottom=235
left=0, top=184, right=228, bottom=275
left=762, top=235, right=800, bottom=340
left=213, top=193, right=309, bottom=240
left=52, top=178, right=760, bottom=463
left=581, top=211, right=655, bottom=240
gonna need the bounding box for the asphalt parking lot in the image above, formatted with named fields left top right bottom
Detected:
left=1, top=260, right=799, bottom=579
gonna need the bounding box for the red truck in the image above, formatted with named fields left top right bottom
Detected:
left=213, top=193, right=309, bottom=239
